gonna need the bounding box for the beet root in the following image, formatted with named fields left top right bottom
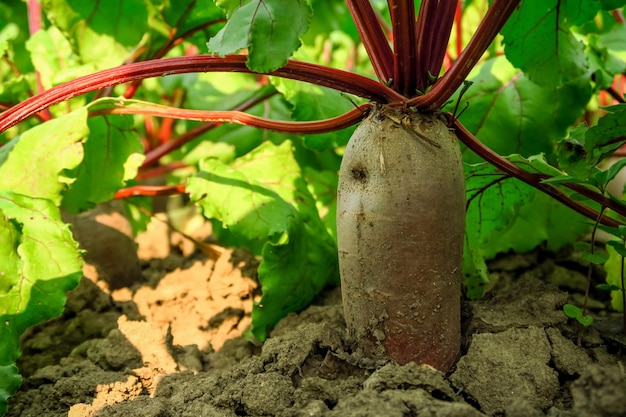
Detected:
left=336, top=105, right=465, bottom=372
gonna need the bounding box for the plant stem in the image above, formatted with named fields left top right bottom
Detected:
left=410, top=0, right=521, bottom=109
left=136, top=162, right=188, bottom=180
left=455, top=2, right=463, bottom=58
left=612, top=9, right=625, bottom=24
left=451, top=115, right=623, bottom=228
left=346, top=0, right=394, bottom=84
left=0, top=55, right=403, bottom=133
left=388, top=0, right=417, bottom=96
left=605, top=86, right=626, bottom=104
left=620, top=247, right=626, bottom=335
left=26, top=0, right=52, bottom=122
left=114, top=184, right=186, bottom=198
left=582, top=206, right=606, bottom=319
left=141, top=85, right=276, bottom=167
left=91, top=102, right=371, bottom=134
left=414, top=0, right=457, bottom=92
left=26, top=0, right=41, bottom=33
left=121, top=19, right=227, bottom=99
left=547, top=180, right=626, bottom=219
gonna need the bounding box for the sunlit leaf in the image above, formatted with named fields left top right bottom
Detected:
left=62, top=100, right=144, bottom=213
left=604, top=243, right=626, bottom=312
left=304, top=168, right=338, bottom=241
left=0, top=192, right=82, bottom=415
left=25, top=27, right=95, bottom=90
left=0, top=364, right=21, bottom=416
left=0, top=109, right=88, bottom=205
left=42, top=0, right=149, bottom=70
left=0, top=0, right=32, bottom=73
left=208, top=0, right=313, bottom=72
left=187, top=140, right=338, bottom=340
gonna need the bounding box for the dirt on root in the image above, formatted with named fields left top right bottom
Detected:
left=7, top=211, right=626, bottom=417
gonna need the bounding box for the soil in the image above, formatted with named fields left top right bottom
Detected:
left=6, top=208, right=626, bottom=417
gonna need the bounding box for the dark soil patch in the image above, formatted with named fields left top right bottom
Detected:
left=6, top=215, right=626, bottom=417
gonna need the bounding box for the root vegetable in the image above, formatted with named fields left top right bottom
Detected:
left=337, top=104, right=465, bottom=372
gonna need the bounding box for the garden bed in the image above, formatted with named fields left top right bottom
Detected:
left=7, top=220, right=626, bottom=417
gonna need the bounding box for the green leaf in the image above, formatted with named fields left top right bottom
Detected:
left=174, top=72, right=264, bottom=112
left=597, top=283, right=621, bottom=292
left=597, top=23, right=626, bottom=68
left=585, top=105, right=626, bottom=165
left=0, top=108, right=88, bottom=205
left=0, top=364, right=22, bottom=417
left=121, top=196, right=153, bottom=237
left=187, top=140, right=338, bottom=340
left=463, top=161, right=531, bottom=294
left=588, top=25, right=626, bottom=89
left=208, top=0, right=313, bottom=72
left=25, top=26, right=95, bottom=90
left=501, top=0, right=595, bottom=87
left=304, top=168, right=338, bottom=241
left=503, top=155, right=590, bottom=250
left=574, top=241, right=592, bottom=253
left=62, top=100, right=145, bottom=213
left=581, top=252, right=610, bottom=264
left=212, top=0, right=243, bottom=17
left=465, top=162, right=534, bottom=252
left=596, top=157, right=626, bottom=190
left=0, top=1, right=33, bottom=75
left=597, top=224, right=621, bottom=238
left=605, top=244, right=626, bottom=311
left=466, top=154, right=588, bottom=253
left=0, top=77, right=31, bottom=112
left=563, top=303, right=593, bottom=326
left=302, top=0, right=359, bottom=45
left=577, top=314, right=594, bottom=326
left=492, top=191, right=590, bottom=253
left=462, top=236, right=490, bottom=300
left=540, top=175, right=592, bottom=187
left=0, top=100, right=142, bottom=214
left=453, top=56, right=590, bottom=163
left=600, top=0, right=626, bottom=9
left=0, top=191, right=82, bottom=415
left=462, top=153, right=590, bottom=295
left=147, top=0, right=224, bottom=39
left=569, top=192, right=589, bottom=201
left=270, top=77, right=357, bottom=150
left=556, top=130, right=594, bottom=180
left=563, top=303, right=582, bottom=319
left=42, top=0, right=149, bottom=70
